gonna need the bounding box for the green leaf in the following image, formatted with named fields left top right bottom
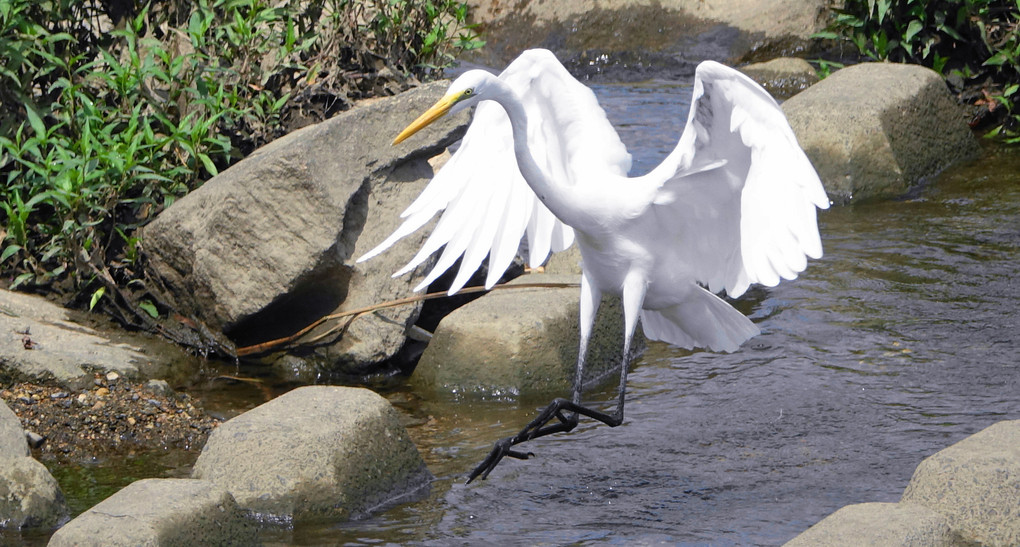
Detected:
left=23, top=103, right=46, bottom=139
left=0, top=245, right=22, bottom=264
left=138, top=300, right=159, bottom=319
left=904, top=19, right=923, bottom=44
left=197, top=152, right=217, bottom=176
left=11, top=272, right=33, bottom=290
left=984, top=52, right=1009, bottom=67
left=89, top=287, right=106, bottom=311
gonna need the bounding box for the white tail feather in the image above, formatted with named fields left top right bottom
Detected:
left=640, top=286, right=760, bottom=353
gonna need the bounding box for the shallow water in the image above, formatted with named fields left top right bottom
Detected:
left=262, top=83, right=1020, bottom=544
left=28, top=82, right=1020, bottom=546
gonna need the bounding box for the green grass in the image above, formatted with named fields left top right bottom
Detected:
left=0, top=0, right=483, bottom=315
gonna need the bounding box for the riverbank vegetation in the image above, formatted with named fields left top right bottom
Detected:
left=0, top=0, right=482, bottom=313
left=818, top=0, right=1020, bottom=140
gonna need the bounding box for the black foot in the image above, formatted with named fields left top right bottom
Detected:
left=467, top=437, right=535, bottom=483
left=466, top=397, right=622, bottom=483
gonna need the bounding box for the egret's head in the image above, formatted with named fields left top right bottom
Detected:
left=392, top=70, right=496, bottom=145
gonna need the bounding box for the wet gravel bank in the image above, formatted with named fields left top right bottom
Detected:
left=1, top=375, right=218, bottom=462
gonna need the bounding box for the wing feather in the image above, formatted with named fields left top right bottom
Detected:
left=359, top=49, right=630, bottom=293
left=651, top=61, right=829, bottom=298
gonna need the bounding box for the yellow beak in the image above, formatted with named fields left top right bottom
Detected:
left=392, top=91, right=464, bottom=145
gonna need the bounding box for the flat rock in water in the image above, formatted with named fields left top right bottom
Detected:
left=191, top=386, right=430, bottom=524
left=143, top=81, right=469, bottom=379
left=0, top=290, right=180, bottom=389
left=47, top=478, right=254, bottom=546
left=784, top=502, right=953, bottom=546
left=783, top=62, right=980, bottom=204
left=900, top=420, right=1020, bottom=546
left=0, top=456, right=68, bottom=530
left=412, top=273, right=643, bottom=399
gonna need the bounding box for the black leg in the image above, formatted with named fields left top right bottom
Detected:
left=466, top=272, right=643, bottom=483
left=466, top=397, right=625, bottom=483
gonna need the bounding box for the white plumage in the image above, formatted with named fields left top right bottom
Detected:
left=357, top=49, right=829, bottom=481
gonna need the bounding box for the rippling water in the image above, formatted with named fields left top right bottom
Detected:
left=36, top=82, right=1020, bottom=546
left=285, top=82, right=1018, bottom=546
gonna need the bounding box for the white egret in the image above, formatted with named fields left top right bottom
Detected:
left=358, top=49, right=829, bottom=482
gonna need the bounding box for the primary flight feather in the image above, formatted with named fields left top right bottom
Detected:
left=358, top=49, right=829, bottom=481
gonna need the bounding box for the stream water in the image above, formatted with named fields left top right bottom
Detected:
left=29, top=81, right=1020, bottom=546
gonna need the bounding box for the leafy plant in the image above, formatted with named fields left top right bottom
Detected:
left=817, top=0, right=1020, bottom=140
left=0, top=0, right=483, bottom=318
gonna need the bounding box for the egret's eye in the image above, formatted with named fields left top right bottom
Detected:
left=463, top=88, right=473, bottom=96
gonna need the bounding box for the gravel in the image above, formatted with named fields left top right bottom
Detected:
left=1, top=375, right=219, bottom=461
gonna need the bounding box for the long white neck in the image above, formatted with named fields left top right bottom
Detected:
left=486, top=80, right=583, bottom=227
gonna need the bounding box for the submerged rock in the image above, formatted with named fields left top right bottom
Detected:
left=901, top=420, right=1020, bottom=546
left=191, top=386, right=431, bottom=524
left=412, top=273, right=643, bottom=399
left=143, top=81, right=469, bottom=379
left=783, top=62, right=980, bottom=204
left=47, top=479, right=254, bottom=546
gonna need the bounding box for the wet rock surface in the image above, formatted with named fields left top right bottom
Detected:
left=0, top=377, right=218, bottom=462
left=47, top=478, right=256, bottom=546
left=0, top=455, right=68, bottom=530
left=901, top=420, right=1020, bottom=546
left=464, top=0, right=831, bottom=77
left=785, top=502, right=953, bottom=546
left=142, top=82, right=470, bottom=379
left=412, top=273, right=644, bottom=399
left=784, top=62, right=980, bottom=204
left=786, top=420, right=1020, bottom=546
left=0, top=289, right=187, bottom=390
left=739, top=57, right=820, bottom=100
left=191, top=386, right=431, bottom=524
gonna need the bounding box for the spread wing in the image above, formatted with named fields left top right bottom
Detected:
left=649, top=61, right=830, bottom=298
left=357, top=49, right=631, bottom=294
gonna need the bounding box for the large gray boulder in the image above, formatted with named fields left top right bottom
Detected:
left=465, top=0, right=831, bottom=73
left=143, top=82, right=469, bottom=378
left=784, top=502, right=953, bottom=546
left=412, top=273, right=643, bottom=399
left=191, top=386, right=430, bottom=523
left=783, top=62, right=980, bottom=204
left=901, top=420, right=1020, bottom=546
left=47, top=479, right=254, bottom=546
left=0, top=290, right=184, bottom=389
left=0, top=456, right=67, bottom=530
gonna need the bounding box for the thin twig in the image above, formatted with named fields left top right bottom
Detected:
left=235, top=281, right=579, bottom=357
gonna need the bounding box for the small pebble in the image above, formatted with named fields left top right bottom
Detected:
left=106, top=371, right=120, bottom=382
left=50, top=391, right=68, bottom=399
left=25, top=430, right=45, bottom=448
left=95, top=387, right=109, bottom=398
